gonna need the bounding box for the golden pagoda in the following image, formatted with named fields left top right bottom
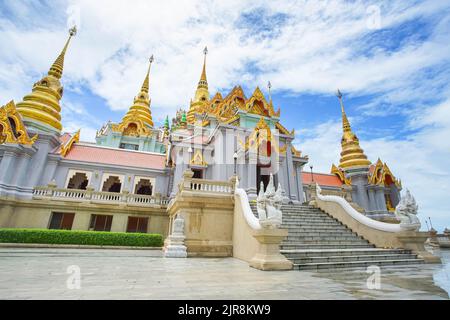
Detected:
left=120, top=55, right=155, bottom=131
left=336, top=89, right=371, bottom=169
left=16, top=27, right=77, bottom=133
left=187, top=47, right=210, bottom=124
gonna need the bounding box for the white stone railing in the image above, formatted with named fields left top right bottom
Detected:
left=32, top=186, right=169, bottom=208
left=189, top=178, right=234, bottom=193
left=315, top=184, right=402, bottom=233
left=235, top=187, right=261, bottom=230
left=178, top=171, right=234, bottom=195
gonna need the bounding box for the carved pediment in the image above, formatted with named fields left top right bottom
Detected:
left=0, top=100, right=38, bottom=146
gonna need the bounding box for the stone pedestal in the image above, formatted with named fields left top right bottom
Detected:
left=397, top=231, right=441, bottom=264
left=249, top=228, right=293, bottom=271
left=164, top=215, right=187, bottom=258
left=308, top=184, right=317, bottom=207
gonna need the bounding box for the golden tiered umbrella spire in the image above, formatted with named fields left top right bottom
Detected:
left=16, top=26, right=77, bottom=133
left=187, top=47, right=210, bottom=124
left=336, top=89, right=371, bottom=169
left=121, top=56, right=155, bottom=129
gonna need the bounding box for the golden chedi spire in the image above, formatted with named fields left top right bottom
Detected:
left=16, top=26, right=77, bottom=133
left=336, top=89, right=371, bottom=170
left=188, top=46, right=210, bottom=124
left=121, top=56, right=155, bottom=129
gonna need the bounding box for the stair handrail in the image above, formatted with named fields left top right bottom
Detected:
left=316, top=184, right=402, bottom=233
left=234, top=180, right=261, bottom=230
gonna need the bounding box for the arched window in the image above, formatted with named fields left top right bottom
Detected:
left=134, top=179, right=153, bottom=196
left=102, top=176, right=122, bottom=193
left=67, top=172, right=89, bottom=190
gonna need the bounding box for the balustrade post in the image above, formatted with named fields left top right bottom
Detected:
left=85, top=185, right=94, bottom=201
left=122, top=190, right=129, bottom=204
left=181, top=169, right=194, bottom=191
left=155, top=192, right=162, bottom=205
left=47, top=180, right=57, bottom=197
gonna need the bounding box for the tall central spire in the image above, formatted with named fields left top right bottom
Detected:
left=16, top=27, right=77, bottom=133
left=188, top=46, right=211, bottom=124
left=335, top=89, right=371, bottom=170
left=122, top=56, right=155, bottom=129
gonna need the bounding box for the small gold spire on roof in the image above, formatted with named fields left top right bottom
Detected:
left=336, top=89, right=371, bottom=169
left=120, top=56, right=155, bottom=131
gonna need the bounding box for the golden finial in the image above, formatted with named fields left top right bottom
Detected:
left=200, top=46, right=208, bottom=84
left=48, top=26, right=77, bottom=79
left=141, top=55, right=154, bottom=94
left=336, top=89, right=352, bottom=133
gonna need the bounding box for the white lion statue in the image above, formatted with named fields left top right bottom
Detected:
left=395, top=189, right=421, bottom=231
left=256, top=174, right=283, bottom=229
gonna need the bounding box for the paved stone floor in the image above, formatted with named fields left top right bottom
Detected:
left=0, top=247, right=449, bottom=300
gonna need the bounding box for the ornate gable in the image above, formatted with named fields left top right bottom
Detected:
left=331, top=164, right=352, bottom=185
left=0, top=100, right=38, bottom=145
left=60, top=129, right=80, bottom=157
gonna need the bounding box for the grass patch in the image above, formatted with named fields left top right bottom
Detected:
left=0, top=228, right=163, bottom=247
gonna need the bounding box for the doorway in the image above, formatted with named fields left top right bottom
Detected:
left=257, top=165, right=270, bottom=194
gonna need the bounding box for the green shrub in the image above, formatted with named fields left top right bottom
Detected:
left=0, top=229, right=163, bottom=247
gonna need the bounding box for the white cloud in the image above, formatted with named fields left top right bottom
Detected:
left=2, top=1, right=449, bottom=117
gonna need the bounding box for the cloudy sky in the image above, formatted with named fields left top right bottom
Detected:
left=0, top=0, right=449, bottom=230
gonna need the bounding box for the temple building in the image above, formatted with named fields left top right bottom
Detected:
left=303, top=90, right=402, bottom=221
left=0, top=28, right=402, bottom=236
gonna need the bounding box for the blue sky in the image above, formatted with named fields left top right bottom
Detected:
left=0, top=0, right=449, bottom=231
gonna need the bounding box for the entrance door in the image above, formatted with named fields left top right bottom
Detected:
left=257, top=166, right=270, bottom=194
left=192, top=169, right=203, bottom=179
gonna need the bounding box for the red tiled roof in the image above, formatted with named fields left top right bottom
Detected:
left=64, top=144, right=166, bottom=170
left=302, top=172, right=343, bottom=187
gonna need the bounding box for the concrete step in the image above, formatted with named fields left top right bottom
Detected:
left=252, top=202, right=422, bottom=271
left=294, top=258, right=424, bottom=271
left=280, top=248, right=411, bottom=258
left=285, top=236, right=365, bottom=242
left=286, top=230, right=356, bottom=236
left=285, top=224, right=349, bottom=229
left=281, top=243, right=375, bottom=250
left=282, top=223, right=345, bottom=228
left=287, top=253, right=419, bottom=264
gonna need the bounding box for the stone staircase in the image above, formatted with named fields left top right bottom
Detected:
left=250, top=203, right=424, bottom=270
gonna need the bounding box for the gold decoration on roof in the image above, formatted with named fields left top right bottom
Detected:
left=0, top=101, right=38, bottom=145
left=291, top=146, right=302, bottom=158
left=238, top=117, right=287, bottom=155
left=120, top=56, right=155, bottom=130
left=60, top=129, right=80, bottom=157
left=16, top=27, right=77, bottom=133
left=331, top=164, right=352, bottom=185
left=368, top=159, right=401, bottom=188
left=190, top=149, right=208, bottom=167
left=336, top=90, right=371, bottom=169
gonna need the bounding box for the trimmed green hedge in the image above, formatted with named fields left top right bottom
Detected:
left=0, top=229, right=163, bottom=247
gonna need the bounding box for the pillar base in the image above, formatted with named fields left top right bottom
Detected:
left=397, top=231, right=441, bottom=264
left=164, top=235, right=187, bottom=258
left=250, top=228, right=293, bottom=271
